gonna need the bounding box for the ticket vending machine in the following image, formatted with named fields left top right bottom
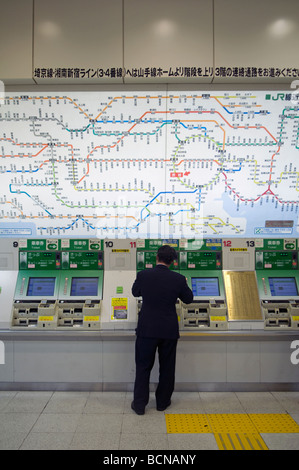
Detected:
left=179, top=239, right=227, bottom=330
left=11, top=239, right=104, bottom=329
left=255, top=239, right=299, bottom=329
left=12, top=239, right=61, bottom=328
left=57, top=239, right=103, bottom=329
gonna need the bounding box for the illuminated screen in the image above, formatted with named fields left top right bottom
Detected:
left=27, top=277, right=56, bottom=296
left=70, top=277, right=98, bottom=296
left=191, top=277, right=220, bottom=296
left=269, top=277, right=298, bottom=297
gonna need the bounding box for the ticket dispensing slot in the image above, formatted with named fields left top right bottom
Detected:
left=179, top=240, right=227, bottom=330
left=255, top=240, right=299, bottom=329
left=57, top=247, right=103, bottom=329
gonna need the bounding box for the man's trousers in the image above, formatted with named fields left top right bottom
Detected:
left=133, top=336, right=178, bottom=412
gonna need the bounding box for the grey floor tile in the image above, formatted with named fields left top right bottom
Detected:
left=119, top=433, right=169, bottom=450
left=84, top=391, right=126, bottom=414
left=0, top=431, right=28, bottom=450
left=31, top=412, right=81, bottom=433
left=70, top=432, right=121, bottom=450
left=0, top=392, right=17, bottom=411
left=20, top=431, right=74, bottom=450
left=271, top=391, right=299, bottom=414
left=0, top=412, right=40, bottom=434
left=289, top=412, right=299, bottom=425
left=77, top=413, right=123, bottom=434
left=2, top=391, right=53, bottom=413
left=43, top=391, right=89, bottom=414
left=199, top=392, right=244, bottom=413
left=236, top=391, right=286, bottom=413
left=168, top=433, right=218, bottom=450
left=169, top=392, right=204, bottom=412
left=262, top=433, right=299, bottom=450
left=122, top=413, right=167, bottom=434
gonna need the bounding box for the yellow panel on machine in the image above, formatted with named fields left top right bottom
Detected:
left=223, top=271, right=262, bottom=320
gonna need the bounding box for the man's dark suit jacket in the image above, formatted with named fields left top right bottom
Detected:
left=132, top=264, right=194, bottom=339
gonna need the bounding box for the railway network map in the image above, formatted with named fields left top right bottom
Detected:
left=0, top=90, right=298, bottom=238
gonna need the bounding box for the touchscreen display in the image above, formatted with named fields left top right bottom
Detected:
left=191, top=277, right=220, bottom=296
left=70, top=277, right=98, bottom=296
left=269, top=277, right=298, bottom=296
left=27, top=277, right=56, bottom=296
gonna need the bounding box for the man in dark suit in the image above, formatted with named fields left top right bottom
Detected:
left=131, top=244, right=193, bottom=415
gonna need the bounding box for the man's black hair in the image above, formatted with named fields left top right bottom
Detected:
left=157, top=245, right=178, bottom=265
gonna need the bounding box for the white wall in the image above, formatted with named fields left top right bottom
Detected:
left=34, top=0, right=123, bottom=84
left=214, top=0, right=299, bottom=84
left=0, top=0, right=298, bottom=84
left=0, top=0, right=33, bottom=84
left=123, top=0, right=213, bottom=83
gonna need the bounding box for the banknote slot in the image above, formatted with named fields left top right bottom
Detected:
left=278, top=319, right=289, bottom=326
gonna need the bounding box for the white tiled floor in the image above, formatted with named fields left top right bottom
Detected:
left=0, top=390, right=298, bottom=450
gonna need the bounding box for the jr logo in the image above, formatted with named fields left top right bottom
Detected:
left=0, top=341, right=4, bottom=365
left=290, top=340, right=299, bottom=365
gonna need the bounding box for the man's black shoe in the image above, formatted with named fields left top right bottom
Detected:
left=131, top=401, right=145, bottom=415
left=156, top=400, right=171, bottom=411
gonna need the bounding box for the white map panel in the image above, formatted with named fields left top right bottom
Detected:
left=0, top=90, right=298, bottom=238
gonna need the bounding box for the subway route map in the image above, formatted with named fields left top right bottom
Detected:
left=0, top=90, right=298, bottom=238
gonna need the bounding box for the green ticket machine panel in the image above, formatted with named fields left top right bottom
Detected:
left=255, top=239, right=299, bottom=329
left=136, top=239, right=179, bottom=272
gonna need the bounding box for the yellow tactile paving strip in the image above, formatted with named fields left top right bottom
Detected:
left=249, top=413, right=299, bottom=433
left=165, top=413, right=299, bottom=450
left=165, top=413, right=211, bottom=433
left=214, top=432, right=269, bottom=450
